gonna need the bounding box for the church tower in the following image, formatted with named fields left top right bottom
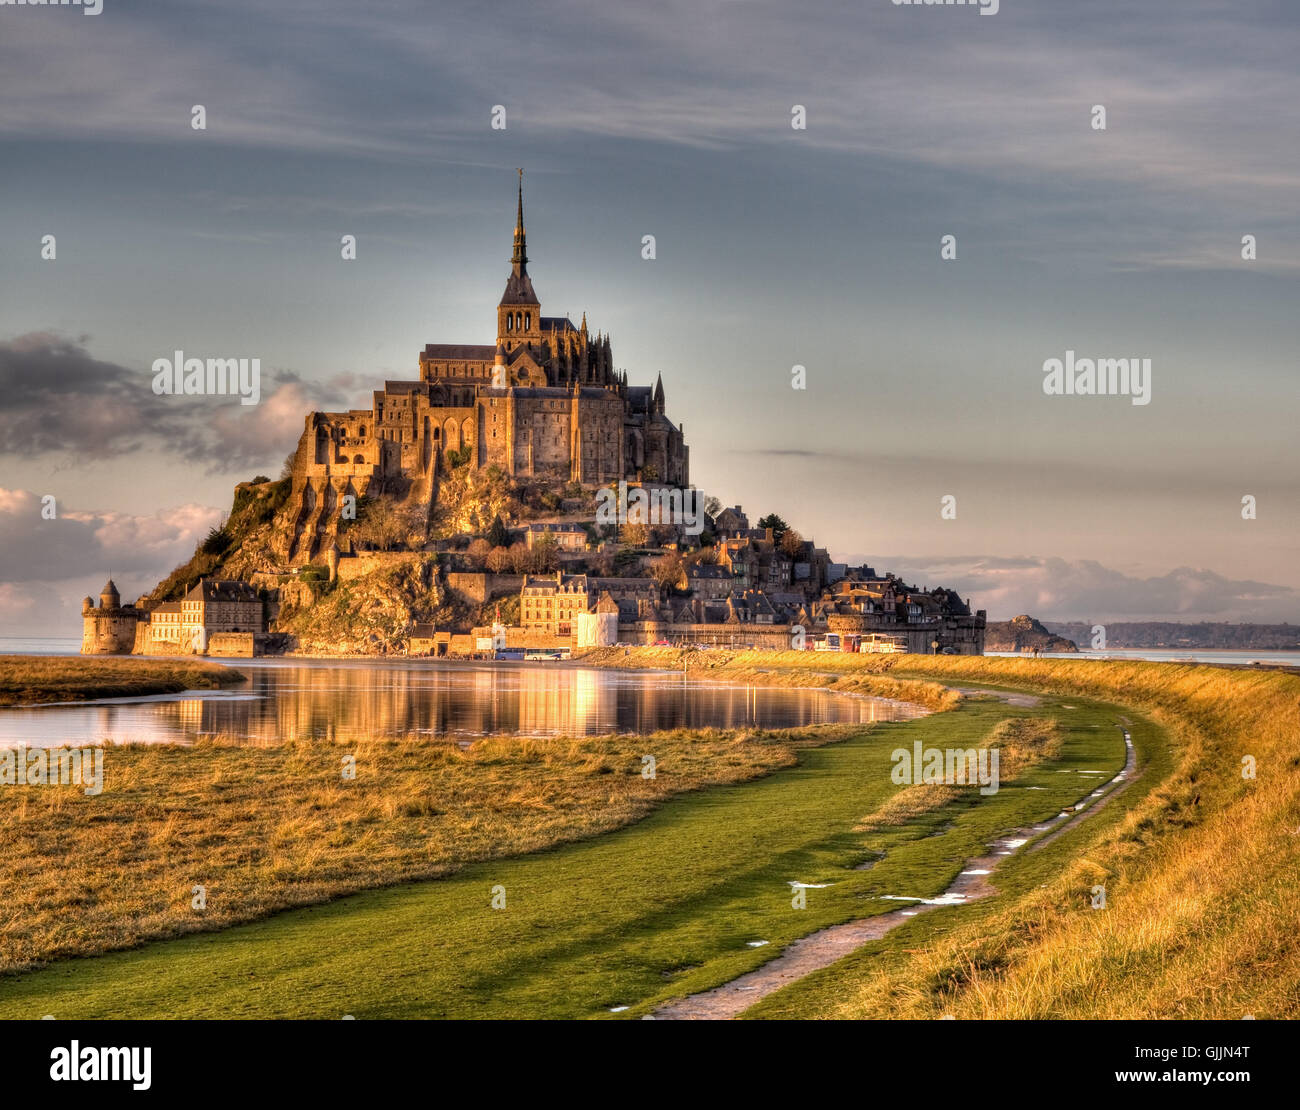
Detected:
left=497, top=170, right=540, bottom=352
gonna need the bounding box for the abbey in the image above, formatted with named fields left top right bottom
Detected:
left=284, top=173, right=689, bottom=564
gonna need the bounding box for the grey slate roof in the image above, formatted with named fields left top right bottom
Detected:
left=500, top=270, right=539, bottom=306
left=421, top=344, right=496, bottom=361
left=185, top=578, right=259, bottom=603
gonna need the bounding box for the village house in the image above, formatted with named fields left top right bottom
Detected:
left=524, top=522, right=589, bottom=552
left=520, top=572, right=591, bottom=637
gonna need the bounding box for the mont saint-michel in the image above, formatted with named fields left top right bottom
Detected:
left=5, top=0, right=1299, bottom=1053
left=81, top=174, right=983, bottom=659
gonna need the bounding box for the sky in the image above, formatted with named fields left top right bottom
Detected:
left=2, top=0, right=1298, bottom=635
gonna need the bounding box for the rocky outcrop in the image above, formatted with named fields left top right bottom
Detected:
left=985, top=614, right=1079, bottom=653
left=273, top=556, right=463, bottom=655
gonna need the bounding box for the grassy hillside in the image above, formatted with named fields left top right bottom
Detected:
left=151, top=477, right=290, bottom=600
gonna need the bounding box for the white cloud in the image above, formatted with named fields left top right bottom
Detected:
left=0, top=488, right=222, bottom=636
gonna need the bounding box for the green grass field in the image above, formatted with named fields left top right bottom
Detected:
left=0, top=686, right=1137, bottom=1019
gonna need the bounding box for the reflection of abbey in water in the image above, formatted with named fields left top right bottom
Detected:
left=95, top=665, right=923, bottom=745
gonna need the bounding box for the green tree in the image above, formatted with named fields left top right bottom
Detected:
left=487, top=515, right=511, bottom=549
left=757, top=513, right=788, bottom=541
left=533, top=532, right=559, bottom=573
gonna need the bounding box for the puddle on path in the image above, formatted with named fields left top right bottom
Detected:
left=650, top=725, right=1137, bottom=1020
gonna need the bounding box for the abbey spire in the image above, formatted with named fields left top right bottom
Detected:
left=498, top=168, right=540, bottom=349
left=511, top=167, right=528, bottom=268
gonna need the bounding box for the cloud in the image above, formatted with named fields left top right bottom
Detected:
left=0, top=488, right=221, bottom=585
left=2, top=0, right=1296, bottom=226
left=735, top=448, right=859, bottom=462
left=0, top=581, right=60, bottom=633
left=0, top=333, right=357, bottom=472
left=853, top=554, right=1300, bottom=624
left=0, top=488, right=224, bottom=637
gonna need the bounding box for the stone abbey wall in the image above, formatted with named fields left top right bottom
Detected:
left=280, top=184, right=689, bottom=565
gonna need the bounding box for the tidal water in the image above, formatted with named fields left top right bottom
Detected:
left=0, top=657, right=926, bottom=748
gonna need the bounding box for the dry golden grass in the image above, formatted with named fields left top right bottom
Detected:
left=0, top=725, right=849, bottom=975
left=588, top=650, right=1300, bottom=1017
left=737, top=653, right=1299, bottom=1019
left=0, top=655, right=243, bottom=705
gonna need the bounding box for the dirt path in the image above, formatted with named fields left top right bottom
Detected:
left=948, top=685, right=1042, bottom=708
left=651, top=722, right=1138, bottom=1020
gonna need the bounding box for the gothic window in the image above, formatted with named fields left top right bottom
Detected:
left=506, top=315, right=513, bottom=333
left=525, top=313, right=531, bottom=330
